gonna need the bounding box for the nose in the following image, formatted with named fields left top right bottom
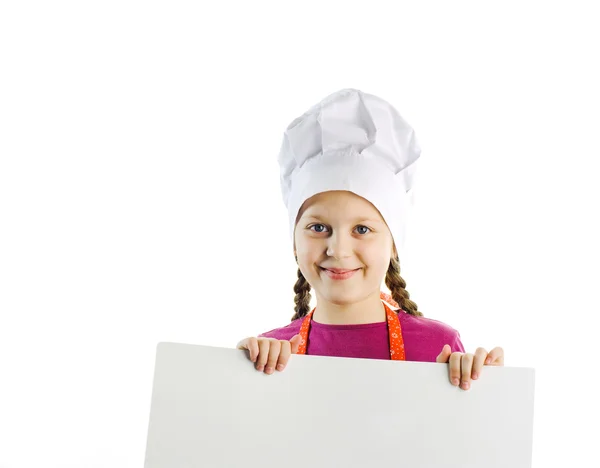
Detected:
left=326, top=231, right=353, bottom=259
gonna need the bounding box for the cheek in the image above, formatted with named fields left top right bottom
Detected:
left=295, top=234, right=322, bottom=257
left=361, top=245, right=391, bottom=275
left=294, top=240, right=319, bottom=271
left=296, top=254, right=320, bottom=289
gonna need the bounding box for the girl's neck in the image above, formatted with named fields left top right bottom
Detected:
left=312, top=292, right=386, bottom=325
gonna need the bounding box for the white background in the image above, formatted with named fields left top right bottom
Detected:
left=0, top=1, right=598, bottom=467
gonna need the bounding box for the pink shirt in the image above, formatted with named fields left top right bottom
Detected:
left=259, top=310, right=465, bottom=363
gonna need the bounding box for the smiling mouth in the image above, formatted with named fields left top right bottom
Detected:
left=320, top=267, right=359, bottom=273
left=319, top=267, right=361, bottom=280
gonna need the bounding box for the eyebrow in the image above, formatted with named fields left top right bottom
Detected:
left=301, top=214, right=384, bottom=224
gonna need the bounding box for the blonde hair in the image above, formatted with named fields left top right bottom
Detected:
left=291, top=255, right=423, bottom=320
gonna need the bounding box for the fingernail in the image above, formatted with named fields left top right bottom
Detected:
left=256, top=365, right=264, bottom=371
left=452, top=378, right=459, bottom=386
left=462, top=382, right=470, bottom=390
left=472, top=372, right=479, bottom=380
left=485, top=358, right=491, bottom=364
left=276, top=364, right=285, bottom=371
left=265, top=367, right=273, bottom=374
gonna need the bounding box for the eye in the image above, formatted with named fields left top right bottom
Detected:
left=309, top=224, right=328, bottom=233
left=355, top=225, right=371, bottom=235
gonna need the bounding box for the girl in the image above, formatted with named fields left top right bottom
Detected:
left=237, top=89, right=503, bottom=391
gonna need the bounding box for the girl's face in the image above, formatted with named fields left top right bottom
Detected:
left=294, top=190, right=395, bottom=306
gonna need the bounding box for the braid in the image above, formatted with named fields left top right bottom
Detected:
left=385, top=256, right=424, bottom=317
left=291, top=267, right=311, bottom=320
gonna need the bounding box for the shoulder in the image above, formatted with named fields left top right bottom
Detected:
left=397, top=310, right=465, bottom=352
left=258, top=317, right=304, bottom=341
left=398, top=310, right=458, bottom=333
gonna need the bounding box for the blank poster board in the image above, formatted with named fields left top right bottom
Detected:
left=144, top=343, right=535, bottom=468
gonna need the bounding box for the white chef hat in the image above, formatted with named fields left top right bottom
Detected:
left=278, top=88, right=421, bottom=257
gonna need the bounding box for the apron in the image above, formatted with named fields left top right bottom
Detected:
left=296, top=292, right=406, bottom=360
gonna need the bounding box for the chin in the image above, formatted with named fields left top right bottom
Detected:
left=323, top=291, right=363, bottom=306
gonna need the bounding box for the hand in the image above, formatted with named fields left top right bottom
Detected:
left=237, top=335, right=302, bottom=375
left=436, top=345, right=504, bottom=391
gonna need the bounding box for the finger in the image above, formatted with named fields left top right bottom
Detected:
left=436, top=344, right=452, bottom=363
left=472, top=348, right=488, bottom=380
left=276, top=341, right=291, bottom=371
left=247, top=338, right=260, bottom=363
left=290, top=334, right=302, bottom=354
left=449, top=352, right=462, bottom=386
left=486, top=346, right=504, bottom=366
left=461, top=353, right=474, bottom=390
left=256, top=339, right=271, bottom=372
left=236, top=338, right=247, bottom=350
left=264, top=339, right=282, bottom=375
left=237, top=337, right=259, bottom=363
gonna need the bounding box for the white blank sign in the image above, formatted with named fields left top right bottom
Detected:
left=144, top=343, right=535, bottom=468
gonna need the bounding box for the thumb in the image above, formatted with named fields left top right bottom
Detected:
left=436, top=344, right=452, bottom=363
left=290, top=334, right=302, bottom=354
